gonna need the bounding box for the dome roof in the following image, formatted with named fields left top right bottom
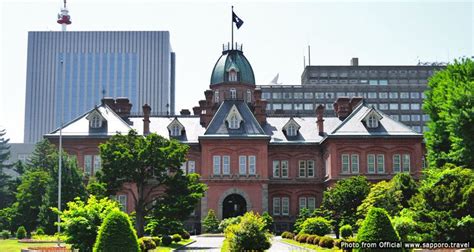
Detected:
left=210, top=49, right=255, bottom=86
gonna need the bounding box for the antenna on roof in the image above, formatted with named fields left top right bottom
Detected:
left=308, top=45, right=311, bottom=66
left=57, top=0, right=71, bottom=31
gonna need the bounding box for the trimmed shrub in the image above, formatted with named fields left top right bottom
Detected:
left=340, top=224, right=353, bottom=239
left=297, top=233, right=309, bottom=243
left=16, top=226, right=26, bottom=239
left=171, top=234, right=182, bottom=243
left=1, top=230, right=9, bottom=239
left=161, top=235, right=172, bottom=246
left=151, top=237, right=161, bottom=246
left=294, top=234, right=300, bottom=241
left=35, top=227, right=45, bottom=236
left=203, top=209, right=220, bottom=233
left=218, top=216, right=242, bottom=232
left=138, top=237, right=156, bottom=252
left=357, top=208, right=401, bottom=252
left=180, top=230, right=190, bottom=240
left=261, top=212, right=274, bottom=232
left=93, top=210, right=140, bottom=252
left=319, top=236, right=334, bottom=248
left=306, top=235, right=318, bottom=244
left=312, top=235, right=321, bottom=245
left=281, top=231, right=294, bottom=239
left=224, top=212, right=271, bottom=252
left=300, top=217, right=332, bottom=236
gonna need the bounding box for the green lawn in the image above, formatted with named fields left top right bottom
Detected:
left=151, top=239, right=193, bottom=252
left=0, top=239, right=68, bottom=252
left=282, top=238, right=342, bottom=251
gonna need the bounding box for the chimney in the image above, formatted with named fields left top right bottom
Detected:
left=254, top=89, right=262, bottom=101
left=334, top=97, right=351, bottom=120
left=142, top=104, right=151, bottom=135
left=115, top=97, right=133, bottom=119
left=350, top=57, right=359, bottom=66
left=316, top=104, right=325, bottom=136
left=192, top=106, right=202, bottom=115
left=101, top=97, right=115, bottom=108
left=180, top=109, right=191, bottom=116
left=350, top=97, right=364, bottom=110
left=204, top=90, right=213, bottom=103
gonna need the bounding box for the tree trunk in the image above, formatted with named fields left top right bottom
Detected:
left=135, top=182, right=146, bottom=237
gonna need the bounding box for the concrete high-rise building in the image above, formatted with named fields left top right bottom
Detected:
left=24, top=31, right=175, bottom=143
left=259, top=58, right=445, bottom=133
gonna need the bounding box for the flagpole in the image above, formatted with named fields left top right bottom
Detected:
left=231, top=5, right=234, bottom=50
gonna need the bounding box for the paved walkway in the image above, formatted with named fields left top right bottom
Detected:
left=175, top=235, right=312, bottom=252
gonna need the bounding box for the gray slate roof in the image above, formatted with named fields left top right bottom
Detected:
left=45, top=101, right=421, bottom=143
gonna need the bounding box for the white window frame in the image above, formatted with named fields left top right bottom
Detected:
left=213, top=156, right=221, bottom=175
left=299, top=197, right=307, bottom=211
left=188, top=160, right=195, bottom=173
left=118, top=195, right=127, bottom=212
left=298, top=160, right=306, bottom=177
left=281, top=160, right=288, bottom=178
left=287, top=124, right=297, bottom=136
left=342, top=154, right=350, bottom=173
left=239, top=155, right=247, bottom=175
left=246, top=90, right=252, bottom=102
left=230, top=88, right=237, bottom=99
left=84, top=155, right=93, bottom=176
left=367, top=154, right=375, bottom=174
left=229, top=114, right=239, bottom=129
left=308, top=197, right=316, bottom=211
left=171, top=124, right=181, bottom=136
left=223, top=155, right=230, bottom=175
left=393, top=154, right=401, bottom=173
left=367, top=115, right=378, bottom=128
left=248, top=156, right=256, bottom=175
left=215, top=90, right=219, bottom=103
left=402, top=154, right=410, bottom=172
left=273, top=197, right=281, bottom=216
left=351, top=154, right=359, bottom=173
left=90, top=115, right=102, bottom=128
left=273, top=160, right=280, bottom=178
left=180, top=162, right=187, bottom=173
left=377, top=154, right=385, bottom=173
left=307, top=160, right=315, bottom=177
left=93, top=155, right=101, bottom=175
left=229, top=70, right=237, bottom=82
left=282, top=197, right=289, bottom=216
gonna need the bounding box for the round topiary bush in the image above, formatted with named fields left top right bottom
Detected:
left=357, top=207, right=401, bottom=252
left=35, top=227, right=45, bottom=236
left=171, top=234, right=182, bottom=243
left=297, top=233, right=309, bottom=243
left=180, top=230, right=190, bottom=240
left=1, top=230, right=9, bottom=239
left=300, top=217, right=332, bottom=236
left=281, top=231, right=294, bottom=239
left=224, top=212, right=271, bottom=252
left=340, top=224, right=353, bottom=239
left=306, top=235, right=317, bottom=244
left=16, top=226, right=26, bottom=239
left=93, top=210, right=140, bottom=252
left=312, top=235, right=321, bottom=245
left=319, top=236, right=334, bottom=248
left=138, top=237, right=156, bottom=252
left=161, top=235, right=172, bottom=246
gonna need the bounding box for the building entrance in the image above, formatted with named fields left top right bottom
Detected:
left=222, top=194, right=247, bottom=219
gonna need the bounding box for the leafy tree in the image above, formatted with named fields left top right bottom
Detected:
left=202, top=209, right=220, bottom=233
left=409, top=164, right=473, bottom=241
left=98, top=130, right=206, bottom=237
left=54, top=196, right=120, bottom=252
left=86, top=178, right=108, bottom=199
left=223, top=212, right=271, bottom=252
left=15, top=170, right=50, bottom=234
left=300, top=217, right=332, bottom=236
left=321, top=176, right=370, bottom=237
left=293, top=208, right=311, bottom=234
left=93, top=210, right=140, bottom=252
left=0, top=128, right=13, bottom=209
left=423, top=58, right=474, bottom=168
left=356, top=181, right=402, bottom=222
left=357, top=208, right=400, bottom=251
left=261, top=211, right=273, bottom=232
left=0, top=205, right=17, bottom=232
left=389, top=173, right=418, bottom=208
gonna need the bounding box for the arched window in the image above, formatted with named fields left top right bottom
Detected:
left=229, top=114, right=240, bottom=129
left=90, top=115, right=102, bottom=128
left=246, top=90, right=252, bottom=102
left=367, top=115, right=378, bottom=128
left=171, top=124, right=181, bottom=136
left=287, top=124, right=297, bottom=136
left=215, top=90, right=220, bottom=103
left=229, top=70, right=238, bottom=82
left=230, top=88, right=237, bottom=99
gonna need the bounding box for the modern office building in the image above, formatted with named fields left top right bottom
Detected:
left=259, top=58, right=445, bottom=133
left=24, top=31, right=175, bottom=143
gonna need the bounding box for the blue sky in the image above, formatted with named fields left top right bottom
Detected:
left=1, top=0, right=472, bottom=143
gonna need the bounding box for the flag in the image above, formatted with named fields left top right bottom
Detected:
left=232, top=11, right=244, bottom=29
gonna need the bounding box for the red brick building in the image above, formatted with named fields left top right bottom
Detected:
left=45, top=46, right=424, bottom=233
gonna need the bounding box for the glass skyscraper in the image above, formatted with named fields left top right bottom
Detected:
left=24, top=31, right=175, bottom=143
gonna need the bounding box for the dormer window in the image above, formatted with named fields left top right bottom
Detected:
left=229, top=70, right=238, bottom=82
left=367, top=115, right=378, bottom=128
left=226, top=104, right=243, bottom=129
left=167, top=118, right=185, bottom=137
left=230, top=88, right=237, bottom=99
left=90, top=115, right=102, bottom=128
left=86, top=109, right=106, bottom=129
left=283, top=118, right=301, bottom=137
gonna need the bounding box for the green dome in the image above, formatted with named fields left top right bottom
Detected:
left=210, top=49, right=255, bottom=86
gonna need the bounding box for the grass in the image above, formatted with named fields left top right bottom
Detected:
left=0, top=239, right=68, bottom=252
left=151, top=239, right=193, bottom=252
left=282, top=238, right=342, bottom=251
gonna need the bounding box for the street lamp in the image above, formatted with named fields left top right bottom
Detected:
left=57, top=56, right=64, bottom=246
